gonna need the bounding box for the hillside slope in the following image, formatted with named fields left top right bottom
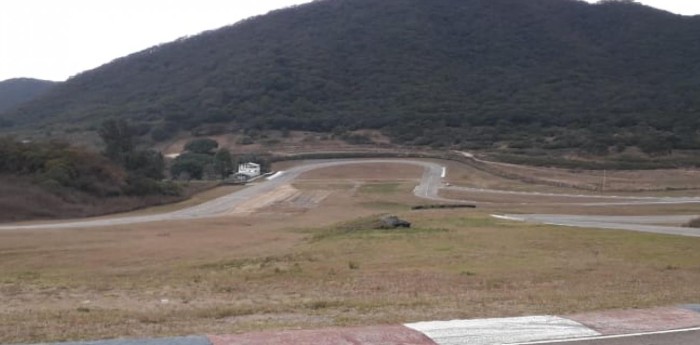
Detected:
left=4, top=0, right=700, bottom=153
left=0, top=78, right=56, bottom=115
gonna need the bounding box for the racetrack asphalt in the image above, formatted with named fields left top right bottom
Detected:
left=445, top=186, right=700, bottom=206
left=509, top=328, right=700, bottom=345
left=498, top=214, right=700, bottom=238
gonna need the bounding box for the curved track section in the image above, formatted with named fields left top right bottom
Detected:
left=3, top=158, right=698, bottom=237
left=0, top=159, right=448, bottom=230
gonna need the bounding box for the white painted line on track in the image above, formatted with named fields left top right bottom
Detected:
left=441, top=167, right=447, bottom=178
left=505, top=326, right=700, bottom=344
left=491, top=214, right=525, bottom=221
left=266, top=171, right=285, bottom=180
left=405, top=316, right=600, bottom=345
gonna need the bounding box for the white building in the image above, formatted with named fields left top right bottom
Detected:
left=238, top=162, right=261, bottom=177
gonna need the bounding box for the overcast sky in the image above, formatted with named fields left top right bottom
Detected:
left=1, top=0, right=698, bottom=82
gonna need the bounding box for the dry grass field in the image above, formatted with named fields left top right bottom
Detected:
left=476, top=159, right=700, bottom=192
left=441, top=159, right=700, bottom=196
left=1, top=160, right=700, bottom=343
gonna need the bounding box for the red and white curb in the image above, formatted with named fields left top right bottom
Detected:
left=23, top=305, right=700, bottom=345
left=208, top=306, right=700, bottom=344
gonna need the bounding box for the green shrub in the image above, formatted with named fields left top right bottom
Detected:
left=184, top=138, right=219, bottom=154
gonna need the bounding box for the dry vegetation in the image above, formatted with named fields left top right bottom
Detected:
left=478, top=160, right=700, bottom=192
left=158, top=130, right=395, bottom=157
left=0, top=176, right=217, bottom=223
left=686, top=217, right=700, bottom=228
left=1, top=161, right=700, bottom=343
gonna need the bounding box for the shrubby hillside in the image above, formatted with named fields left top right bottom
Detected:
left=0, top=78, right=56, bottom=115
left=0, top=123, right=180, bottom=222
left=3, top=0, right=700, bottom=154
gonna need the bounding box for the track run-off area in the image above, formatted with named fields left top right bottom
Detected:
left=1, top=158, right=699, bottom=237
left=3, top=158, right=700, bottom=345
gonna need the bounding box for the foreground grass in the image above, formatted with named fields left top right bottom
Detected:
left=2, top=210, right=700, bottom=343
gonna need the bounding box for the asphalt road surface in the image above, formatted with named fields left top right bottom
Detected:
left=500, top=214, right=700, bottom=238
left=0, top=159, right=449, bottom=231
left=446, top=186, right=700, bottom=206
left=513, top=328, right=700, bottom=345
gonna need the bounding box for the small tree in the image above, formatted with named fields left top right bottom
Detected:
left=98, top=119, right=169, bottom=195
left=213, top=149, right=234, bottom=179
left=184, top=138, right=219, bottom=155
left=98, top=119, right=134, bottom=164
left=170, top=153, right=213, bottom=180
left=125, top=150, right=165, bottom=180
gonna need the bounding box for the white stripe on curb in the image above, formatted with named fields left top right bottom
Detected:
left=405, top=316, right=600, bottom=345
left=491, top=214, right=525, bottom=221
left=505, top=326, right=700, bottom=344
left=266, top=171, right=285, bottom=180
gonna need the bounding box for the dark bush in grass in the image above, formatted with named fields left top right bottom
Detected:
left=686, top=217, right=700, bottom=228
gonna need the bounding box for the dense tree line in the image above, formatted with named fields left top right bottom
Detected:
left=0, top=120, right=177, bottom=198
left=2, top=0, right=700, bottom=154
left=0, top=138, right=127, bottom=196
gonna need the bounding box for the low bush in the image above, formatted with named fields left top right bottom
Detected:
left=686, top=217, right=700, bottom=228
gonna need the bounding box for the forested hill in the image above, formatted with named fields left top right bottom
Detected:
left=0, top=78, right=57, bottom=113
left=4, top=0, right=700, bottom=154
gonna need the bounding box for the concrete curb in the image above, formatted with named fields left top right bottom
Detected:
left=16, top=305, right=700, bottom=345
left=21, top=336, right=211, bottom=345
left=567, top=306, right=700, bottom=336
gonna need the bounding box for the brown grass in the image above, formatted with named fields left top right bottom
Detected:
left=2, top=160, right=700, bottom=343
left=0, top=177, right=222, bottom=224
left=440, top=159, right=700, bottom=196
left=479, top=160, right=700, bottom=192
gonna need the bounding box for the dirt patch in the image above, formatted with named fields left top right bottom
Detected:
left=299, top=163, right=423, bottom=180
left=231, top=184, right=302, bottom=215
left=227, top=183, right=333, bottom=215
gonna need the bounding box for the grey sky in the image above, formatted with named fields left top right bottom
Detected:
left=0, top=0, right=697, bottom=82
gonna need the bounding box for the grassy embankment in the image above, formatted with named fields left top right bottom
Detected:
left=2, top=169, right=699, bottom=343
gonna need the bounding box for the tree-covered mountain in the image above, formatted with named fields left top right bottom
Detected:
left=4, top=0, right=700, bottom=154
left=0, top=78, right=57, bottom=114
